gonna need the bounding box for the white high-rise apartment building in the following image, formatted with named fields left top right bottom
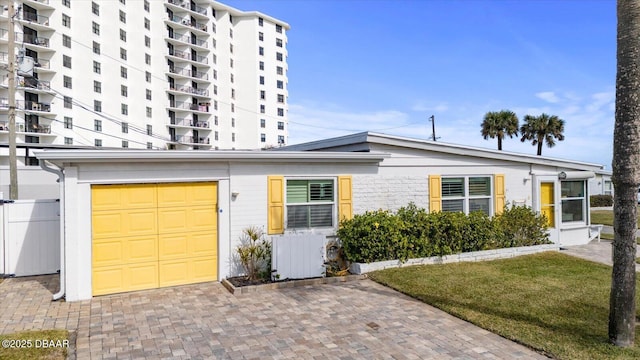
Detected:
left=0, top=0, right=289, bottom=165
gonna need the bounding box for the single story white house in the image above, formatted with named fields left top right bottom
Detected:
left=33, top=132, right=604, bottom=301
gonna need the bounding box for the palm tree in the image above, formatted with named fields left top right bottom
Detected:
left=609, top=0, right=639, bottom=347
left=480, top=110, right=519, bottom=150
left=519, top=113, right=565, bottom=156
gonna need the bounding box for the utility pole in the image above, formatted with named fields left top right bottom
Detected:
left=429, top=115, right=437, bottom=141
left=8, top=0, right=17, bottom=200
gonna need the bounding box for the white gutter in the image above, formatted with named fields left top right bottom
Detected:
left=39, top=160, right=65, bottom=301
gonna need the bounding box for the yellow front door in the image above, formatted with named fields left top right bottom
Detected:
left=540, top=182, right=555, bottom=228
left=91, top=183, right=218, bottom=296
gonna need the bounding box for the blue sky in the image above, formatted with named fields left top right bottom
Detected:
left=225, top=0, right=616, bottom=169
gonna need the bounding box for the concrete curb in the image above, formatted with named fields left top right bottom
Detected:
left=221, top=274, right=368, bottom=295
left=349, top=244, right=560, bottom=274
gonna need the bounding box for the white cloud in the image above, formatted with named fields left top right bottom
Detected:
left=535, top=91, right=560, bottom=103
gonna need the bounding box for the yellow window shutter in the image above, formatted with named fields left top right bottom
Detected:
left=429, top=175, right=442, bottom=212
left=338, top=175, right=353, bottom=222
left=494, top=174, right=506, bottom=215
left=267, top=176, right=284, bottom=234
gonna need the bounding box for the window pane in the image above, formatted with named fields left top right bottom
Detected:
left=469, top=198, right=490, bottom=215
left=286, top=180, right=308, bottom=203
left=287, top=205, right=309, bottom=228
left=309, top=181, right=333, bottom=202
left=287, top=204, right=333, bottom=228
left=561, top=181, right=584, bottom=198
left=442, top=199, right=464, bottom=212
left=469, top=177, right=491, bottom=196
left=310, top=204, right=333, bottom=227
left=442, top=178, right=464, bottom=197
left=562, top=199, right=584, bottom=222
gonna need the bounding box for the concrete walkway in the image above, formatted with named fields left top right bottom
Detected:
left=560, top=239, right=640, bottom=270
left=0, top=275, right=547, bottom=359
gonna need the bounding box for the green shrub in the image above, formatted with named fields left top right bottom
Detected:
left=494, top=205, right=551, bottom=247
left=590, top=194, right=613, bottom=207
left=462, top=211, right=497, bottom=252
left=339, top=203, right=551, bottom=264
left=338, top=209, right=407, bottom=263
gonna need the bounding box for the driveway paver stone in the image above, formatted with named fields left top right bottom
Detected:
left=1, top=275, right=547, bottom=359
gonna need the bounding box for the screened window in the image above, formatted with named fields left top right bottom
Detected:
left=441, top=176, right=492, bottom=215
left=286, top=179, right=335, bottom=229
left=561, top=180, right=585, bottom=222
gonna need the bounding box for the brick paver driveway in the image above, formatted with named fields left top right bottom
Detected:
left=0, top=275, right=546, bottom=359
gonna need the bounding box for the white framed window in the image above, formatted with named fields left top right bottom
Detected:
left=604, top=180, right=613, bottom=196
left=285, top=179, right=335, bottom=229
left=63, top=34, right=71, bottom=48
left=561, top=180, right=586, bottom=223
left=63, top=75, right=72, bottom=89
left=441, top=176, right=492, bottom=215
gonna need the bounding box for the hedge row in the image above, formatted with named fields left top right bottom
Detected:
left=590, top=195, right=613, bottom=207
left=337, top=203, right=551, bottom=263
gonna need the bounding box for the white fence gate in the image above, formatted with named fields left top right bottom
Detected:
left=271, top=234, right=326, bottom=280
left=1, top=199, right=60, bottom=277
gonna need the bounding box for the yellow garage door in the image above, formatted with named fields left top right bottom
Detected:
left=92, top=182, right=217, bottom=296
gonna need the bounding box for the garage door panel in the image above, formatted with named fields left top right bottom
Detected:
left=128, top=263, right=159, bottom=290
left=190, top=256, right=217, bottom=282
left=92, top=267, right=125, bottom=296
left=159, top=234, right=188, bottom=259
left=157, top=184, right=188, bottom=208
left=189, top=183, right=218, bottom=206
left=92, top=239, right=124, bottom=268
left=190, top=232, right=217, bottom=257
left=92, top=212, right=124, bottom=239
left=127, top=210, right=158, bottom=235
left=159, top=260, right=189, bottom=287
left=127, top=185, right=158, bottom=208
left=157, top=208, right=188, bottom=233
left=190, top=208, right=217, bottom=231
left=127, top=236, right=158, bottom=263
left=92, top=186, right=123, bottom=211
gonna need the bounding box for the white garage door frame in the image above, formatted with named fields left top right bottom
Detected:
left=64, top=174, right=231, bottom=302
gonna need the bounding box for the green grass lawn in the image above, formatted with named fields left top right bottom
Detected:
left=369, top=252, right=640, bottom=360
left=0, top=330, right=68, bottom=360
left=591, top=208, right=640, bottom=227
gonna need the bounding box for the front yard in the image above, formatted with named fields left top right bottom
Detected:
left=591, top=208, right=640, bottom=227
left=369, top=252, right=640, bottom=360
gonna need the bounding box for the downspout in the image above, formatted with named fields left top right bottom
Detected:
left=40, top=160, right=65, bottom=301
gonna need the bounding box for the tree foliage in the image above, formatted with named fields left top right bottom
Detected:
left=519, top=113, right=565, bottom=156
left=481, top=110, right=519, bottom=150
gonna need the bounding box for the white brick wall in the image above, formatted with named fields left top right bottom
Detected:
left=353, top=175, right=429, bottom=214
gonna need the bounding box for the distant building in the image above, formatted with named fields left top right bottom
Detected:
left=0, top=0, right=290, bottom=167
